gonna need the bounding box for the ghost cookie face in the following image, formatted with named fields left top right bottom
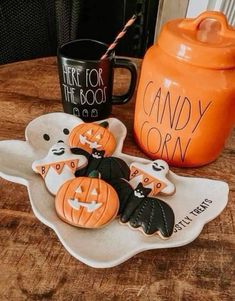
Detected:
left=32, top=142, right=88, bottom=195
left=129, top=159, right=175, bottom=196
left=55, top=171, right=119, bottom=228
left=69, top=121, right=116, bottom=156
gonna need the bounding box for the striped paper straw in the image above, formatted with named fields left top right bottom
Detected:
left=100, top=14, right=137, bottom=60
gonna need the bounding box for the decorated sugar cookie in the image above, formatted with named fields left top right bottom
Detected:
left=76, top=148, right=130, bottom=183
left=55, top=171, right=119, bottom=228
left=129, top=159, right=175, bottom=196
left=69, top=121, right=116, bottom=156
left=110, top=179, right=175, bottom=239
left=32, top=142, right=88, bottom=195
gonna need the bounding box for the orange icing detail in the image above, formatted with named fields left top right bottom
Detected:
left=35, top=165, right=50, bottom=178
left=130, top=166, right=166, bottom=196
left=55, top=176, right=119, bottom=228
left=69, top=123, right=116, bottom=156
left=65, top=159, right=79, bottom=173
left=35, top=159, right=80, bottom=177
left=50, top=162, right=65, bottom=174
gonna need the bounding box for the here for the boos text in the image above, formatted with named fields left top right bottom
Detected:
left=62, top=65, right=107, bottom=105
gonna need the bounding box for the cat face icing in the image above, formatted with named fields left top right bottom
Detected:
left=91, top=149, right=105, bottom=159
left=134, top=183, right=151, bottom=198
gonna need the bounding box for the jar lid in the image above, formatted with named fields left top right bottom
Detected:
left=158, top=11, right=235, bottom=69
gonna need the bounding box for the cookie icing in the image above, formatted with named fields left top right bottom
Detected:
left=76, top=148, right=130, bottom=183
left=110, top=180, right=175, bottom=238
left=32, top=142, right=88, bottom=195
left=55, top=171, right=120, bottom=228
left=69, top=121, right=116, bottom=156
left=129, top=159, right=175, bottom=196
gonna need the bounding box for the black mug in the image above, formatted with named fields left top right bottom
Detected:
left=57, top=39, right=137, bottom=121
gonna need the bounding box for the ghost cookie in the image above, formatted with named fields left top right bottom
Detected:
left=69, top=121, right=116, bottom=156
left=129, top=159, right=175, bottom=196
left=55, top=171, right=119, bottom=228
left=32, top=142, right=88, bottom=195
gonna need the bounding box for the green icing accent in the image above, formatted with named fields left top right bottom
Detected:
left=88, top=170, right=100, bottom=178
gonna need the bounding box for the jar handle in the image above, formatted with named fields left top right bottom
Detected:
left=178, top=11, right=234, bottom=38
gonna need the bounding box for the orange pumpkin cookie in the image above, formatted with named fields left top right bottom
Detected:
left=69, top=121, right=116, bottom=156
left=55, top=171, right=119, bottom=228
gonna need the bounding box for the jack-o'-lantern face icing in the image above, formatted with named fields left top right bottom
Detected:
left=55, top=171, right=119, bottom=228
left=129, top=159, right=175, bottom=196
left=32, top=142, right=88, bottom=195
left=69, top=121, right=116, bottom=156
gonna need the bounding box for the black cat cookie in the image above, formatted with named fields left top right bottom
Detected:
left=110, top=179, right=175, bottom=239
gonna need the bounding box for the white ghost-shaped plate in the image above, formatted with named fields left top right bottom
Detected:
left=0, top=112, right=229, bottom=268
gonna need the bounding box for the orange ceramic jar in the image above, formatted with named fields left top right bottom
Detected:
left=134, top=11, right=235, bottom=167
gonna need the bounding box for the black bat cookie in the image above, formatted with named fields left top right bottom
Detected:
left=110, top=179, right=175, bottom=238
left=75, top=148, right=130, bottom=183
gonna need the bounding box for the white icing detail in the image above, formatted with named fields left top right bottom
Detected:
left=91, top=188, right=98, bottom=195
left=90, top=141, right=102, bottom=149
left=134, top=191, right=145, bottom=198
left=79, top=134, right=87, bottom=145
left=75, top=186, right=82, bottom=194
left=86, top=129, right=92, bottom=135
left=92, top=154, right=102, bottom=159
left=68, top=198, right=80, bottom=210
left=95, top=134, right=101, bottom=140
left=68, top=199, right=102, bottom=212
left=78, top=135, right=102, bottom=149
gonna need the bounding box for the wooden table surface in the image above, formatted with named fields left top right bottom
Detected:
left=0, top=57, right=234, bottom=301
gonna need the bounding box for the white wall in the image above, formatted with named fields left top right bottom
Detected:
left=186, top=0, right=235, bottom=26
left=186, top=0, right=210, bottom=17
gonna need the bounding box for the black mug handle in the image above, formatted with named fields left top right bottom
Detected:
left=112, top=57, right=137, bottom=104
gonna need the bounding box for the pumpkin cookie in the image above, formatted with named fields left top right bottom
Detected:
left=69, top=121, right=116, bottom=156
left=129, top=159, right=175, bottom=196
left=55, top=171, right=119, bottom=228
